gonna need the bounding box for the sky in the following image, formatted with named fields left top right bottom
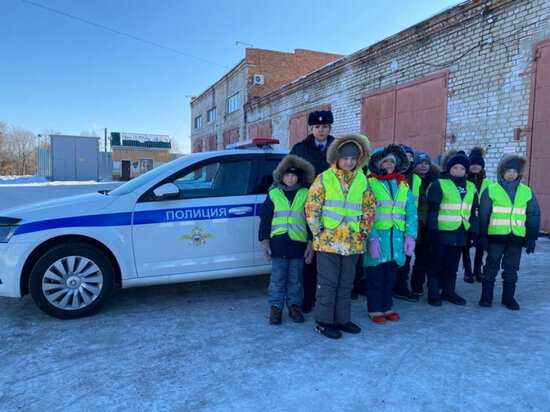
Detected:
left=1, top=0, right=462, bottom=153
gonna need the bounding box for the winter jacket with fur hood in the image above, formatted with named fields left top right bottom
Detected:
left=364, top=144, right=418, bottom=267
left=427, top=150, right=479, bottom=247
left=258, top=155, right=315, bottom=259
left=479, top=155, right=540, bottom=245
left=306, top=134, right=375, bottom=255
left=290, top=133, right=336, bottom=177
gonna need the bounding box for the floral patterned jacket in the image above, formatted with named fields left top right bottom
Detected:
left=306, top=164, right=376, bottom=255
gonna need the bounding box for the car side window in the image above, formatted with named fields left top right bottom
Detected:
left=172, top=159, right=252, bottom=199
left=255, top=156, right=285, bottom=194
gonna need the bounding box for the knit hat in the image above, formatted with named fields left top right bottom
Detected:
left=413, top=150, right=432, bottom=167
left=446, top=150, right=470, bottom=172
left=504, top=159, right=521, bottom=173
left=308, top=110, right=334, bottom=126
left=283, top=166, right=303, bottom=180
left=400, top=144, right=414, bottom=156
left=338, top=141, right=360, bottom=159
left=469, top=147, right=485, bottom=168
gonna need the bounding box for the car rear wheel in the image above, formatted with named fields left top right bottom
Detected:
left=29, top=242, right=114, bottom=319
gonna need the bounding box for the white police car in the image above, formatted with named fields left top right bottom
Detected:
left=0, top=139, right=287, bottom=318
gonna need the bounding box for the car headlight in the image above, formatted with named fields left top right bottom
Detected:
left=0, top=217, right=21, bottom=243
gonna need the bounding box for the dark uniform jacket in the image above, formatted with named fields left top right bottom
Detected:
left=290, top=134, right=335, bottom=177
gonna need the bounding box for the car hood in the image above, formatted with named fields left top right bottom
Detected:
left=0, top=192, right=118, bottom=222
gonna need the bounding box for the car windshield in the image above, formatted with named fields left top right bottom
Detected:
left=108, top=160, right=181, bottom=196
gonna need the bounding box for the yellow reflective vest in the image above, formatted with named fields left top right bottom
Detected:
left=369, top=177, right=409, bottom=232
left=479, top=177, right=491, bottom=196
left=487, top=183, right=532, bottom=237
left=269, top=187, right=308, bottom=242
left=437, top=179, right=476, bottom=231
left=321, top=168, right=367, bottom=233
left=411, top=174, right=421, bottom=208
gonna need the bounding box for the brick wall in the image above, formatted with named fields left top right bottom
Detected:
left=247, top=48, right=343, bottom=100
left=245, top=0, right=550, bottom=181
left=190, top=49, right=342, bottom=153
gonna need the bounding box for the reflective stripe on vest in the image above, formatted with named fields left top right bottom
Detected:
left=437, top=179, right=476, bottom=231
left=269, top=187, right=308, bottom=242
left=487, top=183, right=532, bottom=237
left=369, top=177, right=409, bottom=232
left=412, top=174, right=421, bottom=208
left=321, top=168, right=367, bottom=232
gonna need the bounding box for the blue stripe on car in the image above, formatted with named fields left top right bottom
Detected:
left=14, top=204, right=259, bottom=235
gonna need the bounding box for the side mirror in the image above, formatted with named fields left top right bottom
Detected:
left=153, top=183, right=180, bottom=200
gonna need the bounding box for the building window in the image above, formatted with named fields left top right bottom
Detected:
left=227, top=94, right=239, bottom=114
left=194, top=115, right=202, bottom=129
left=207, top=107, right=217, bottom=123
left=139, top=158, right=153, bottom=173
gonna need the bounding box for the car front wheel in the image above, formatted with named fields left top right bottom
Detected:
left=29, top=242, right=115, bottom=319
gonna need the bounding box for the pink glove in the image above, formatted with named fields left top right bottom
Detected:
left=368, top=238, right=381, bottom=260
left=404, top=235, right=415, bottom=256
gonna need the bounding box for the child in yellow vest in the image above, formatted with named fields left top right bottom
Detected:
left=478, top=155, right=541, bottom=309
left=364, top=144, right=418, bottom=323
left=462, top=146, right=492, bottom=283
left=426, top=150, right=479, bottom=306
left=306, top=134, right=375, bottom=339
left=258, top=155, right=315, bottom=325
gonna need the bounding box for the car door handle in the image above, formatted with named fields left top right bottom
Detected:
left=228, top=207, right=253, bottom=215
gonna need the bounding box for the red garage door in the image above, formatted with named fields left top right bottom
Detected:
left=289, top=104, right=331, bottom=149
left=361, top=71, right=448, bottom=157
left=527, top=39, right=550, bottom=232
left=222, top=128, right=239, bottom=149
left=248, top=121, right=272, bottom=139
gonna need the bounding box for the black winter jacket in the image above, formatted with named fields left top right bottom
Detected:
left=290, top=134, right=336, bottom=177
left=258, top=188, right=312, bottom=259
left=479, top=179, right=541, bottom=246
left=427, top=174, right=479, bottom=247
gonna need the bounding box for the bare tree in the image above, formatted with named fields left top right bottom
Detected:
left=3, top=126, right=38, bottom=175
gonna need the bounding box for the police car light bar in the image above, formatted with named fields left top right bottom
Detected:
left=226, top=138, right=280, bottom=149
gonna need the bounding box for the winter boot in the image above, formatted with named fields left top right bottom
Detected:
left=315, top=322, right=342, bottom=339
left=463, top=271, right=475, bottom=284
left=502, top=282, right=520, bottom=310
left=393, top=287, right=419, bottom=302
left=441, top=279, right=466, bottom=305
left=269, top=306, right=282, bottom=324
left=427, top=278, right=442, bottom=306
left=478, top=281, right=494, bottom=308
left=288, top=305, right=305, bottom=323
left=334, top=321, right=361, bottom=334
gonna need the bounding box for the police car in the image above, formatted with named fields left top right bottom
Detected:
left=0, top=139, right=287, bottom=318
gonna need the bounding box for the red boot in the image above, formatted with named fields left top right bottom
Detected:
left=384, top=311, right=400, bottom=321
left=369, top=312, right=386, bottom=324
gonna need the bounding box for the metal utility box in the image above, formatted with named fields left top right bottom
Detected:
left=50, top=135, right=99, bottom=181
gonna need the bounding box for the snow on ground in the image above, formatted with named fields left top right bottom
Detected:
left=0, top=174, right=117, bottom=186
left=0, top=180, right=122, bottom=212
left=0, top=184, right=549, bottom=410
